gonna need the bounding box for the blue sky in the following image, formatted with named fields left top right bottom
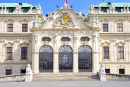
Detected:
left=0, top=0, right=130, bottom=15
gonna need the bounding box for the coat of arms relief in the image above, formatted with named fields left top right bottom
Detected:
left=54, top=11, right=76, bottom=28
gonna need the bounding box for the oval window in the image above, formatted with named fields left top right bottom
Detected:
left=81, top=37, right=90, bottom=41
left=61, top=37, right=70, bottom=41
left=42, top=37, right=51, bottom=42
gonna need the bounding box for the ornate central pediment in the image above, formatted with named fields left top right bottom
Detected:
left=54, top=11, right=76, bottom=28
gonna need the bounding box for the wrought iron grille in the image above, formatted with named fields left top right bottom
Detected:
left=59, top=45, right=73, bottom=72
left=39, top=45, right=53, bottom=72
left=78, top=45, right=92, bottom=72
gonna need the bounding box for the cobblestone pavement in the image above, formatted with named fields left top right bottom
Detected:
left=0, top=81, right=130, bottom=87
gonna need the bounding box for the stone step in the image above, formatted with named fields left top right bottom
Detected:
left=32, top=73, right=99, bottom=81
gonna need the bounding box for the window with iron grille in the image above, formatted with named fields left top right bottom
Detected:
left=21, top=69, right=26, bottom=74
left=6, top=69, right=12, bottom=75
left=117, top=23, right=123, bottom=32
left=103, top=24, right=108, bottom=32
left=21, top=47, right=27, bottom=60
left=7, top=24, right=13, bottom=32
left=119, top=69, right=125, bottom=74
left=118, top=46, right=124, bottom=59
left=104, top=47, right=109, bottom=59
left=105, top=69, right=110, bottom=73
left=7, top=47, right=12, bottom=60
left=22, top=24, right=28, bottom=32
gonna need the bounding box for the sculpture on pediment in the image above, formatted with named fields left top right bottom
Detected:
left=16, top=5, right=21, bottom=10
left=48, top=12, right=53, bottom=19
left=54, top=11, right=76, bottom=28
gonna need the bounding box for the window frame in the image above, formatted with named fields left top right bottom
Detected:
left=7, top=24, right=13, bottom=32
left=117, top=23, right=123, bottom=32
left=6, top=47, right=13, bottom=60
left=21, top=47, right=28, bottom=60
left=103, top=46, right=109, bottom=59
left=118, top=46, right=124, bottom=59
left=103, top=24, right=108, bottom=32
left=22, top=24, right=28, bottom=32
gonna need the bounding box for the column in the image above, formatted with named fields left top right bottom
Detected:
left=92, top=52, right=99, bottom=73
left=32, top=52, right=39, bottom=73
left=73, top=52, right=78, bottom=73
left=53, top=52, right=59, bottom=73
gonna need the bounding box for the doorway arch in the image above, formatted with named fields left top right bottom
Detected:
left=39, top=45, right=53, bottom=72
left=78, top=45, right=92, bottom=72
left=59, top=45, right=73, bottom=72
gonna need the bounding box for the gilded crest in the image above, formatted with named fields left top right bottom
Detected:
left=54, top=11, right=76, bottom=28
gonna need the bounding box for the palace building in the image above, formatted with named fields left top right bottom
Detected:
left=0, top=2, right=130, bottom=76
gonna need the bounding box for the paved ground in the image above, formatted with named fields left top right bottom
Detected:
left=0, top=81, right=130, bottom=87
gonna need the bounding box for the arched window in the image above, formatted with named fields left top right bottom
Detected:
left=61, top=37, right=70, bottom=41
left=42, top=37, right=51, bottom=42
left=81, top=37, right=90, bottom=41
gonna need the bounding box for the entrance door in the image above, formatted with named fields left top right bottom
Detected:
left=39, top=45, right=53, bottom=72
left=78, top=45, right=92, bottom=72
left=59, top=45, right=73, bottom=72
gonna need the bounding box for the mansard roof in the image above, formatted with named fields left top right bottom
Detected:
left=0, top=3, right=34, bottom=8
left=95, top=2, right=130, bottom=7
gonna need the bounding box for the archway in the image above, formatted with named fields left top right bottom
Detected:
left=78, top=45, right=92, bottom=72
left=59, top=45, right=73, bottom=72
left=39, top=45, right=53, bottom=72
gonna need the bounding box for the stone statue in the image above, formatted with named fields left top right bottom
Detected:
left=4, top=5, right=7, bottom=10
left=26, top=64, right=32, bottom=74
left=25, top=64, right=33, bottom=82
left=48, top=12, right=53, bottom=19
left=30, top=4, right=33, bottom=9
left=64, top=2, right=67, bottom=9
left=78, top=12, right=82, bottom=17
left=100, top=63, right=105, bottom=73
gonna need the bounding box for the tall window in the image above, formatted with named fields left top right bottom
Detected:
left=104, top=47, right=109, bottom=59
left=7, top=47, right=12, bottom=60
left=22, top=24, right=28, bottom=32
left=118, top=47, right=124, bottom=59
left=117, top=23, right=123, bottom=32
left=6, top=69, right=12, bottom=75
left=21, top=47, right=27, bottom=60
left=103, top=24, right=108, bottom=32
left=7, top=24, right=13, bottom=32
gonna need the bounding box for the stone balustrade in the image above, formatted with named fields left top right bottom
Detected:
left=0, top=74, right=25, bottom=82
left=0, top=9, right=42, bottom=14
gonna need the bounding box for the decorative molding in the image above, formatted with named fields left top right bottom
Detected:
left=20, top=42, right=29, bottom=47
left=4, top=42, right=14, bottom=47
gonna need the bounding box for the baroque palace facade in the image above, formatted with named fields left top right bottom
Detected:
left=0, top=2, right=130, bottom=75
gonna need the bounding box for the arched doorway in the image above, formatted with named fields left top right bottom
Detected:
left=39, top=45, right=53, bottom=72
left=78, top=45, right=92, bottom=72
left=59, top=45, right=73, bottom=72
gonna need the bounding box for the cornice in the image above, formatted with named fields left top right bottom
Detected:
left=99, top=33, right=130, bottom=36
left=0, top=33, right=32, bottom=37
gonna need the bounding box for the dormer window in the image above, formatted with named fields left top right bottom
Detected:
left=61, top=37, right=70, bottom=41
left=81, top=37, right=90, bottom=41
left=42, top=37, right=51, bottom=42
